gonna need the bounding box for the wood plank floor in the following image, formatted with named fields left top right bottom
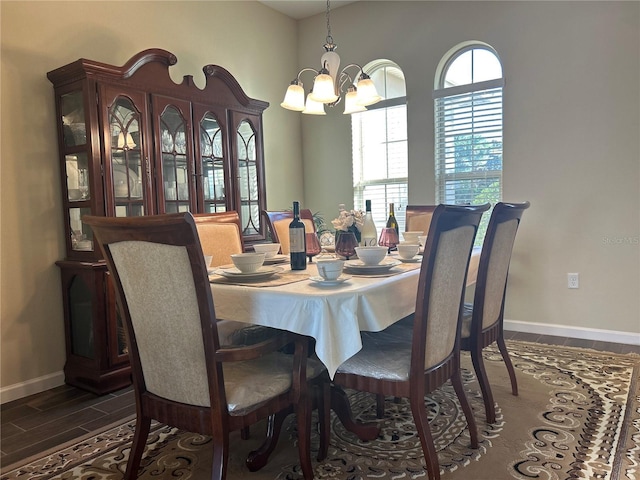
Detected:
left=2, top=332, right=639, bottom=470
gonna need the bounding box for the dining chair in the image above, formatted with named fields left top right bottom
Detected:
left=193, top=212, right=275, bottom=348
left=193, top=211, right=245, bottom=267
left=333, top=203, right=490, bottom=480
left=460, top=201, right=530, bottom=424
left=83, top=212, right=328, bottom=480
left=405, top=205, right=437, bottom=234
left=262, top=209, right=316, bottom=254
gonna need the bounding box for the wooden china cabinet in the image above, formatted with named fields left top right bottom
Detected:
left=48, top=49, right=269, bottom=394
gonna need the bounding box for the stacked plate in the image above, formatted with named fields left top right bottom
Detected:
left=213, top=266, right=281, bottom=281
left=343, top=259, right=401, bottom=274
left=263, top=254, right=289, bottom=265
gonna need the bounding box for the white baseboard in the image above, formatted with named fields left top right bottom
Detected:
left=0, top=371, right=65, bottom=405
left=504, top=319, right=640, bottom=346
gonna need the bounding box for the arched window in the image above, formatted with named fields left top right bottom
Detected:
left=434, top=43, right=504, bottom=243
left=352, top=60, right=408, bottom=231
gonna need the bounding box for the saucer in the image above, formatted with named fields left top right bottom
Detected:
left=398, top=255, right=423, bottom=263
left=309, top=275, right=351, bottom=286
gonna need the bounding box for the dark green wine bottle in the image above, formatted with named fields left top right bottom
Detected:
left=289, top=201, right=307, bottom=270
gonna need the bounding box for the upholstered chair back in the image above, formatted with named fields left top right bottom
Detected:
left=420, top=225, right=477, bottom=370
left=109, top=240, right=212, bottom=406
left=405, top=205, right=437, bottom=235
left=480, top=219, right=519, bottom=330
left=263, top=209, right=316, bottom=254
left=193, top=212, right=244, bottom=267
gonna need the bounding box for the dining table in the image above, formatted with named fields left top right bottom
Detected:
left=209, top=247, right=481, bottom=440
left=210, top=247, right=481, bottom=379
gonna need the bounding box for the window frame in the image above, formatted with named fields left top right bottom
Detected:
left=433, top=44, right=504, bottom=244
left=352, top=60, right=408, bottom=231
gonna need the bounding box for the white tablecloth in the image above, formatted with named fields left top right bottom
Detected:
left=210, top=248, right=481, bottom=379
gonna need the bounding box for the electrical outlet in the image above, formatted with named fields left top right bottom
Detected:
left=568, top=273, right=579, bottom=289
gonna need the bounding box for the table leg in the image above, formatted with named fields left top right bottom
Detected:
left=246, top=409, right=289, bottom=471
left=330, top=385, right=380, bottom=441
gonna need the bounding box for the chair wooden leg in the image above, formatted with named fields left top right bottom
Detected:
left=451, top=371, right=479, bottom=449
left=317, top=378, right=331, bottom=462
left=471, top=345, right=496, bottom=424
left=246, top=411, right=288, bottom=471
left=296, top=390, right=314, bottom=480
left=124, top=414, right=151, bottom=480
left=211, top=426, right=230, bottom=480
left=410, top=393, right=440, bottom=480
left=376, top=394, right=385, bottom=418
left=497, top=335, right=518, bottom=396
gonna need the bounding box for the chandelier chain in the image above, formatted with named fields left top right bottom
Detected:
left=325, top=0, right=333, bottom=45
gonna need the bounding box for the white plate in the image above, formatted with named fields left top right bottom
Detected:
left=263, top=254, right=289, bottom=265
left=214, top=266, right=280, bottom=281
left=308, top=275, right=351, bottom=286
left=343, top=259, right=401, bottom=274
left=398, top=255, right=423, bottom=263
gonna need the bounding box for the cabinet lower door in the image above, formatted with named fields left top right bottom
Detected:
left=58, top=261, right=131, bottom=394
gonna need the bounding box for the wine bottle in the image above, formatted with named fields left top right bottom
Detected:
left=386, top=202, right=399, bottom=235
left=289, top=201, right=307, bottom=270
left=361, top=199, right=378, bottom=246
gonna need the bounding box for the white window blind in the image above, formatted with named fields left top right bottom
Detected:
left=352, top=104, right=408, bottom=231
left=434, top=76, right=504, bottom=244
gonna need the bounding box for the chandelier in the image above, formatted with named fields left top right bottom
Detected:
left=280, top=0, right=382, bottom=115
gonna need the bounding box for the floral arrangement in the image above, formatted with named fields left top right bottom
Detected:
left=332, top=208, right=365, bottom=242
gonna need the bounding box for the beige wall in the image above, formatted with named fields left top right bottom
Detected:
left=1, top=0, right=639, bottom=396
left=0, top=1, right=302, bottom=391
left=299, top=1, right=639, bottom=334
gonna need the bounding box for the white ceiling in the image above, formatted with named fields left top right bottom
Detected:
left=258, top=1, right=357, bottom=20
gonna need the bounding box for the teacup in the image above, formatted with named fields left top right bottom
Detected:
left=402, top=231, right=423, bottom=244
left=397, top=243, right=420, bottom=260
left=316, top=259, right=344, bottom=281
left=418, top=235, right=428, bottom=247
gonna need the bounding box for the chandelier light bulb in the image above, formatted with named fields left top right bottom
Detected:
left=309, top=71, right=339, bottom=103
left=281, top=82, right=305, bottom=111
left=343, top=87, right=366, bottom=114
left=355, top=76, right=382, bottom=106
left=302, top=93, right=327, bottom=115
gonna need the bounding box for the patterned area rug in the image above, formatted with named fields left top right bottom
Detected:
left=2, top=341, right=639, bottom=480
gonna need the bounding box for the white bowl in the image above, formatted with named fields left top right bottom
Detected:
left=231, top=253, right=265, bottom=273
left=403, top=231, right=423, bottom=244
left=354, top=246, right=388, bottom=266
left=253, top=243, right=281, bottom=258
left=397, top=243, right=420, bottom=260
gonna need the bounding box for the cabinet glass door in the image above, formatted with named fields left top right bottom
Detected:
left=61, top=91, right=86, bottom=147
left=237, top=120, right=261, bottom=236
left=199, top=112, right=227, bottom=213
left=159, top=104, right=192, bottom=213
left=109, top=97, right=145, bottom=217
